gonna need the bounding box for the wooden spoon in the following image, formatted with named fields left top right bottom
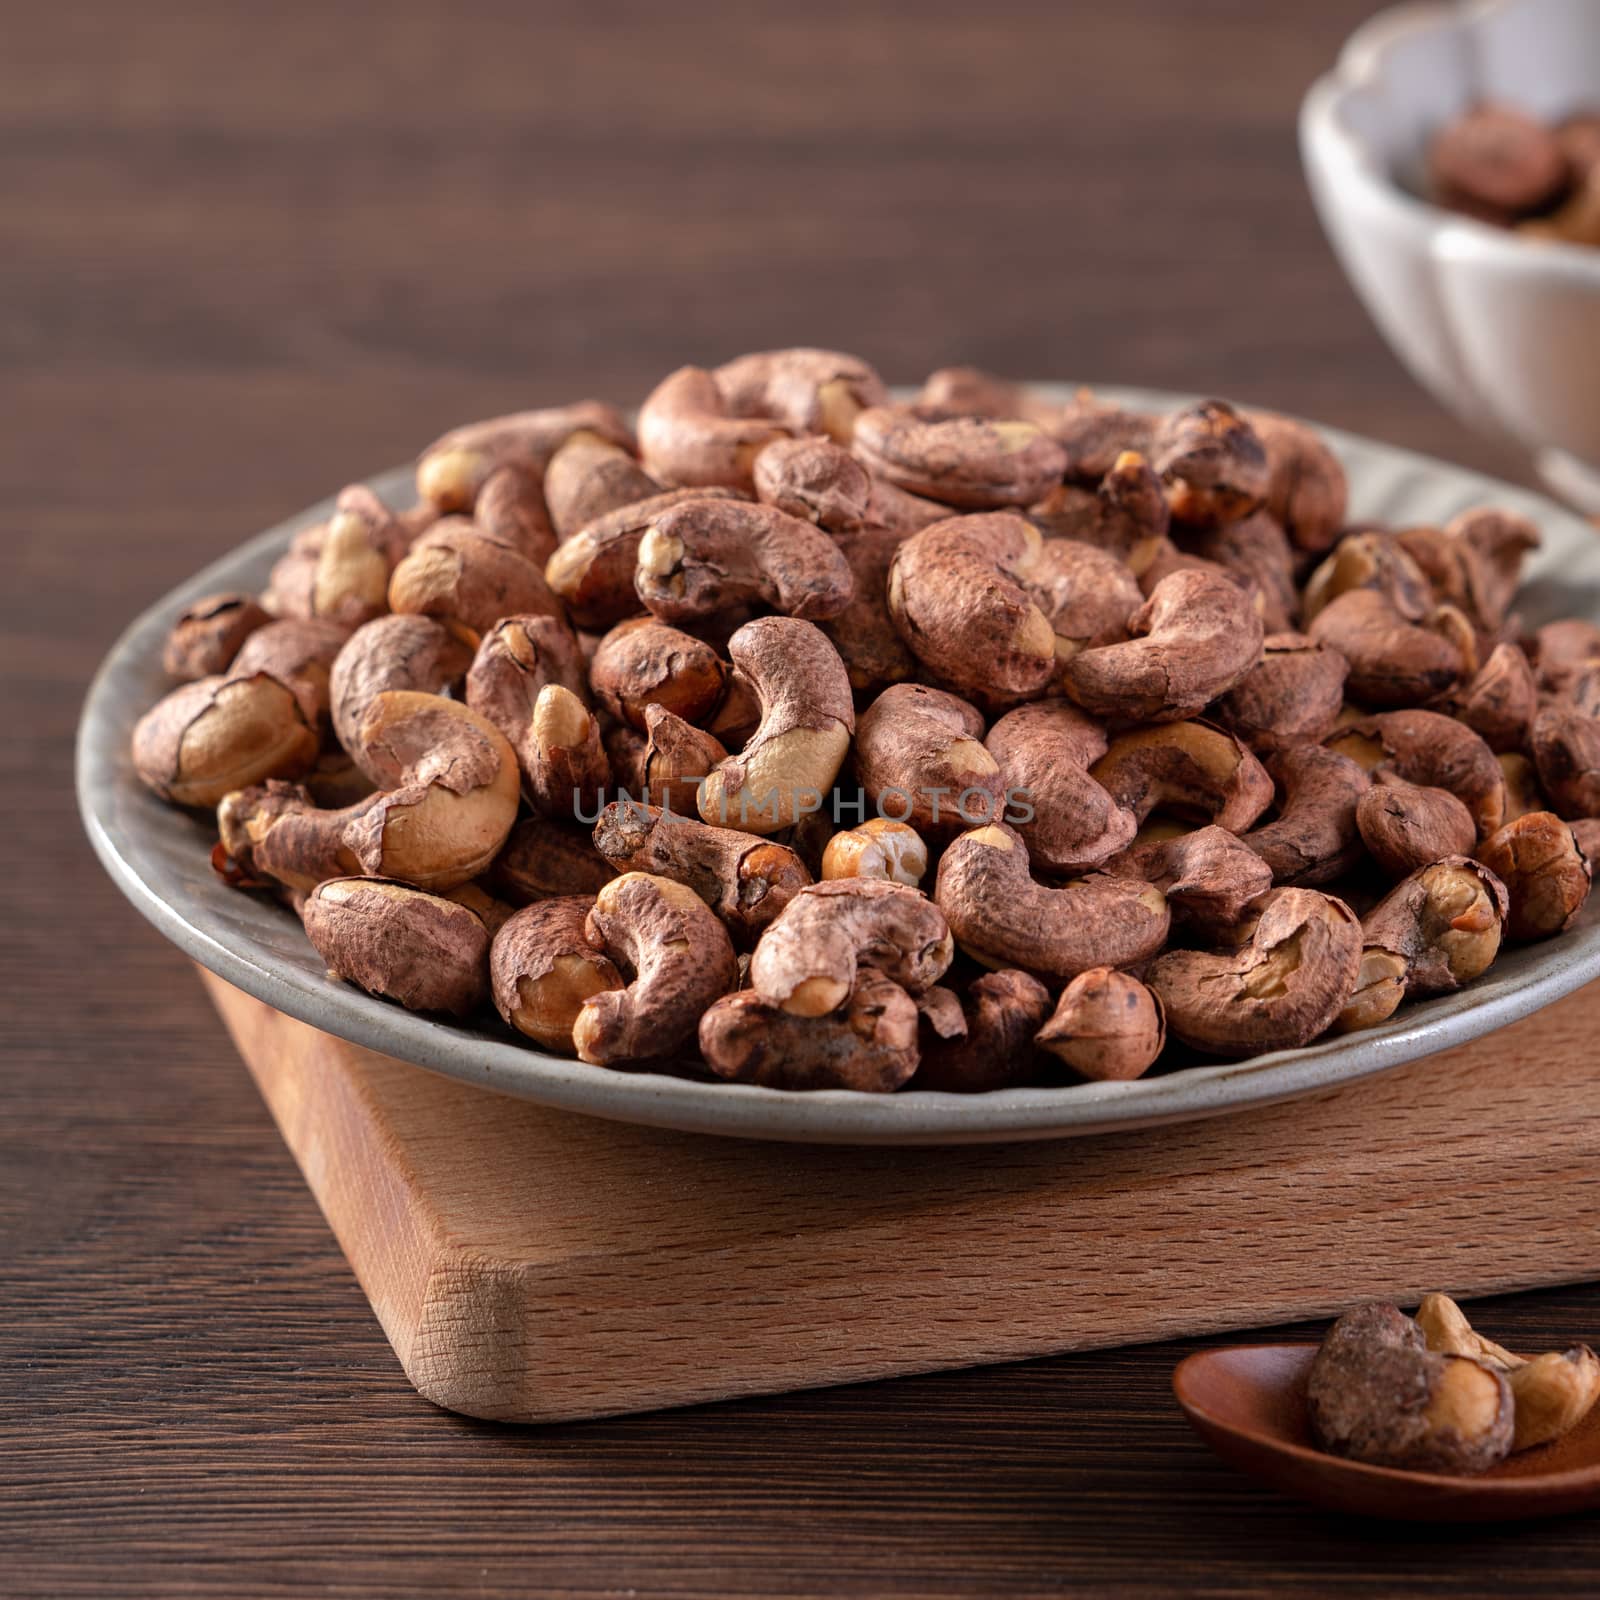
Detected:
left=1173, top=1344, right=1600, bottom=1521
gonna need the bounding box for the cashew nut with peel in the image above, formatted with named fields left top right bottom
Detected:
left=1440, top=641, right=1538, bottom=755
left=822, top=818, right=929, bottom=888
left=542, top=429, right=659, bottom=541
left=544, top=486, right=744, bottom=630
left=1054, top=389, right=1157, bottom=484
left=1212, top=633, right=1348, bottom=755
left=1245, top=408, right=1349, bottom=555
left=1061, top=568, right=1264, bottom=723
left=1475, top=811, right=1592, bottom=940
left=1146, top=887, right=1363, bottom=1055
left=854, top=683, right=1004, bottom=833
left=1035, top=968, right=1166, bottom=1082
left=523, top=683, right=610, bottom=820
left=983, top=700, right=1135, bottom=873
left=1309, top=587, right=1472, bottom=708
left=634, top=497, right=854, bottom=623
left=606, top=704, right=728, bottom=816
left=1240, top=746, right=1369, bottom=890
left=748, top=878, right=953, bottom=1017
left=1327, top=709, right=1506, bottom=838
left=463, top=613, right=589, bottom=761
left=1027, top=450, right=1168, bottom=576
left=473, top=461, right=557, bottom=565
left=1149, top=399, right=1268, bottom=527
left=1103, top=824, right=1273, bottom=936
left=132, top=671, right=320, bottom=808
left=592, top=801, right=810, bottom=945
left=935, top=823, right=1171, bottom=983
left=1089, top=720, right=1274, bottom=834
left=572, top=872, right=739, bottom=1064
left=415, top=402, right=631, bottom=512
left=1530, top=701, right=1600, bottom=821
left=1359, top=856, right=1508, bottom=1000
left=490, top=896, right=624, bottom=1054
left=163, top=592, right=271, bottom=681
left=388, top=518, right=563, bottom=646
left=852, top=404, right=1068, bottom=510
left=914, top=970, right=1053, bottom=1093
left=490, top=817, right=616, bottom=904
left=698, top=617, right=854, bottom=835
left=217, top=691, right=521, bottom=893
left=820, top=524, right=921, bottom=696
left=587, top=615, right=727, bottom=732
left=332, top=614, right=475, bottom=769
left=302, top=877, right=490, bottom=1016
left=699, top=971, right=921, bottom=1092
left=916, top=366, right=1061, bottom=427
left=1356, top=775, right=1478, bottom=880
left=752, top=436, right=872, bottom=531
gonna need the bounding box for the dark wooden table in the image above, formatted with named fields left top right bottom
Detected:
left=6, top=3, right=1596, bottom=1594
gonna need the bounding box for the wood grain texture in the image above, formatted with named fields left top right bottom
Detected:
left=8, top=0, right=1600, bottom=1593
left=205, top=970, right=1600, bottom=1425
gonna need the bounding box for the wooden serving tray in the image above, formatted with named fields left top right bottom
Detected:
left=203, top=968, right=1600, bottom=1424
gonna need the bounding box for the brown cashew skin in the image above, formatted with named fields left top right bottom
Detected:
left=1476, top=812, right=1593, bottom=940
left=1061, top=568, right=1264, bottom=723
left=415, top=402, right=631, bottom=512
left=1147, top=888, right=1363, bottom=1056
left=821, top=524, right=920, bottom=695
left=1054, top=390, right=1157, bottom=484
left=473, top=462, right=557, bottom=566
left=388, top=518, right=563, bottom=646
left=227, top=617, right=351, bottom=731
left=132, top=671, right=319, bottom=808
left=886, top=512, right=1060, bottom=700
left=572, top=872, right=738, bottom=1064
left=463, top=613, right=589, bottom=763
left=1244, top=410, right=1349, bottom=556
left=914, top=970, right=1053, bottom=1093
left=749, top=878, right=953, bottom=1018
left=1436, top=641, right=1537, bottom=755
left=1327, top=710, right=1506, bottom=839
left=1308, top=587, right=1471, bottom=708
left=698, top=617, right=854, bottom=835
left=1530, top=702, right=1600, bottom=820
left=1213, top=633, right=1348, bottom=755
left=935, top=822, right=1171, bottom=984
left=490, top=818, right=616, bottom=904
left=1035, top=968, right=1166, bottom=1082
left=985, top=700, right=1137, bottom=873
left=853, top=404, right=1068, bottom=510
left=592, top=801, right=810, bottom=946
left=542, top=430, right=659, bottom=542
left=302, top=877, right=490, bottom=1016
left=634, top=498, right=854, bottom=623
left=1175, top=509, right=1299, bottom=635
left=699, top=971, right=921, bottom=1093
left=916, top=366, right=1061, bottom=427
left=1089, top=721, right=1274, bottom=834
left=1104, top=824, right=1273, bottom=936
left=855, top=683, right=1006, bottom=833
left=490, top=896, right=624, bottom=1054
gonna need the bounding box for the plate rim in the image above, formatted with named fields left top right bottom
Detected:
left=76, top=383, right=1600, bottom=1145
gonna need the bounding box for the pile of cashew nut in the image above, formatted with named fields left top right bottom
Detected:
left=131, top=351, right=1600, bottom=1093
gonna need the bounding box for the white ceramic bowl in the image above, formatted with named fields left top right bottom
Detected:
left=1301, top=0, right=1600, bottom=511
left=77, top=385, right=1600, bottom=1145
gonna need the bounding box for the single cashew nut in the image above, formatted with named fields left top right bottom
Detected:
left=542, top=430, right=659, bottom=542
left=914, top=969, right=1052, bottom=1093
left=132, top=672, right=319, bottom=808
left=228, top=617, right=351, bottom=730
left=634, top=498, right=854, bottom=623
left=490, top=817, right=616, bottom=903
left=593, top=800, right=810, bottom=945
left=855, top=683, right=1004, bottom=832
left=163, top=592, right=271, bottom=681
left=1062, top=568, right=1264, bottom=723
left=416, top=402, right=631, bottom=512
left=935, top=822, right=1171, bottom=983
left=1104, top=824, right=1273, bottom=936
left=1440, top=642, right=1538, bottom=756
left=332, top=614, right=475, bottom=769
left=1475, top=811, right=1592, bottom=940
left=524, top=683, right=610, bottom=821
left=1150, top=399, right=1268, bottom=528
left=821, top=524, right=921, bottom=695
left=822, top=818, right=929, bottom=888
left=303, top=877, right=490, bottom=1016
left=1055, top=389, right=1158, bottom=484
left=699, top=970, right=920, bottom=1093
left=464, top=613, right=589, bottom=762
left=1028, top=449, right=1169, bottom=576
left=852, top=404, right=1068, bottom=510
left=752, top=436, right=872, bottom=531
left=1360, top=856, right=1508, bottom=998
left=388, top=518, right=563, bottom=646
left=1089, top=720, right=1274, bottom=834
left=1356, top=775, right=1478, bottom=880
left=749, top=878, right=953, bottom=1017
left=1309, top=588, right=1471, bottom=708
left=472, top=461, right=557, bottom=566
left=490, top=896, right=624, bottom=1054
left=1147, top=887, right=1363, bottom=1055
left=1530, top=702, right=1600, bottom=821
left=572, top=872, right=738, bottom=1064
left=985, top=699, right=1137, bottom=873
left=1242, top=745, right=1371, bottom=887
left=1328, top=709, right=1506, bottom=838
left=698, top=617, right=853, bottom=835
left=1213, top=632, right=1348, bottom=754
left=1035, top=968, right=1166, bottom=1082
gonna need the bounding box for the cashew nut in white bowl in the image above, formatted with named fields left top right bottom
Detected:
left=1301, top=0, right=1600, bottom=510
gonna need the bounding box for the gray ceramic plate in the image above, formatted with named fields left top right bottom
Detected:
left=77, top=385, right=1600, bottom=1145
